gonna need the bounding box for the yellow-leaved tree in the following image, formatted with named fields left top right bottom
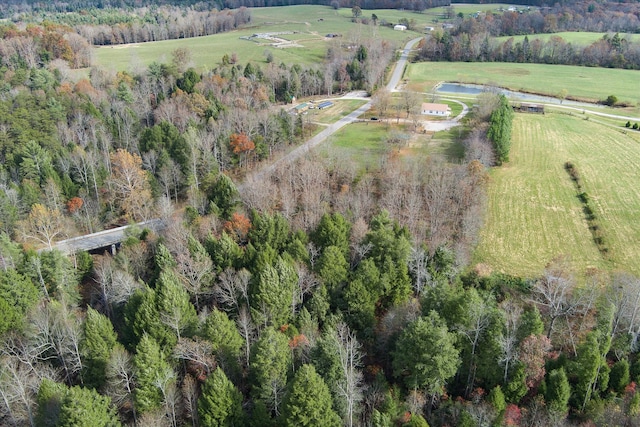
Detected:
left=108, top=149, right=154, bottom=221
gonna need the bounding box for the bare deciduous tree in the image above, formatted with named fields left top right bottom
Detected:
left=531, top=258, right=586, bottom=340
left=215, top=268, right=251, bottom=315
left=105, top=346, right=137, bottom=423
left=335, top=322, right=365, bottom=427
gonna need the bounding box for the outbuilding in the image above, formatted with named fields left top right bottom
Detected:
left=294, top=102, right=309, bottom=114
left=394, top=24, right=407, bottom=31
left=515, top=103, right=544, bottom=113
left=317, top=101, right=334, bottom=110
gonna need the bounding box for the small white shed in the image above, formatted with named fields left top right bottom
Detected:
left=394, top=24, right=407, bottom=31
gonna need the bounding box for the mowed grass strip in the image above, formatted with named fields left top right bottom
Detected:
left=495, top=31, right=640, bottom=45
left=474, top=113, right=640, bottom=277
left=406, top=62, right=640, bottom=105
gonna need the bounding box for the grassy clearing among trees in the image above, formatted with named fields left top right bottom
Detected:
left=473, top=112, right=640, bottom=277
left=406, top=61, right=640, bottom=106
left=93, top=5, right=427, bottom=72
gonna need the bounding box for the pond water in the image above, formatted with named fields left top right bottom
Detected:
left=435, top=82, right=574, bottom=106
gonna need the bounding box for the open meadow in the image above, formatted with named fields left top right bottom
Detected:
left=406, top=61, right=640, bottom=107
left=319, top=119, right=464, bottom=170
left=93, top=5, right=430, bottom=71
left=473, top=112, right=640, bottom=278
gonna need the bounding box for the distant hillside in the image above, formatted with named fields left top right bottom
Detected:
left=0, top=0, right=452, bottom=17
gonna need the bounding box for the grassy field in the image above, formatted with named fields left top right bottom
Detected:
left=93, top=5, right=431, bottom=72
left=406, top=61, right=640, bottom=106
left=473, top=112, right=640, bottom=277
left=322, top=122, right=393, bottom=170
left=320, top=119, right=463, bottom=170
left=495, top=31, right=640, bottom=45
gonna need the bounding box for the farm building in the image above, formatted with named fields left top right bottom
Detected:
left=514, top=103, right=544, bottom=113
left=421, top=103, right=451, bottom=116
left=394, top=24, right=407, bottom=31
left=294, top=102, right=309, bottom=114
left=317, top=101, right=334, bottom=110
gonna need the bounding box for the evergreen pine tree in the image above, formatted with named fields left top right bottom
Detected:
left=198, top=368, right=244, bottom=427
left=280, top=364, right=341, bottom=427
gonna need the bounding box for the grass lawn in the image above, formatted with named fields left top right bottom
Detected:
left=473, top=112, right=640, bottom=278
left=322, top=122, right=391, bottom=170
left=405, top=62, right=640, bottom=106
left=320, top=119, right=463, bottom=170
left=93, top=5, right=430, bottom=72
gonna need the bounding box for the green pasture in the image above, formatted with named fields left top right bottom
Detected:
left=495, top=31, right=640, bottom=45
left=473, top=112, right=640, bottom=277
left=322, top=122, right=391, bottom=169
left=320, top=119, right=462, bottom=170
left=406, top=61, right=640, bottom=106
left=93, top=5, right=431, bottom=72
left=418, top=3, right=519, bottom=20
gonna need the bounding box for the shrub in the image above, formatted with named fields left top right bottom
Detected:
left=604, top=95, right=618, bottom=106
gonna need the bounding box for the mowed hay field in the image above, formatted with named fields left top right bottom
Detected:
left=473, top=112, right=640, bottom=277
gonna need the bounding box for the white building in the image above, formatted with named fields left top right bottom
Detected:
left=421, top=103, right=451, bottom=116
left=394, top=24, right=407, bottom=31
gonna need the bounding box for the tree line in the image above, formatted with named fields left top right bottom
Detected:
left=419, top=30, right=640, bottom=71
left=418, top=3, right=640, bottom=70
left=0, top=0, right=451, bottom=18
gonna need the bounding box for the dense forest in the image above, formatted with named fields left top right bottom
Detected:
left=1, top=1, right=640, bottom=426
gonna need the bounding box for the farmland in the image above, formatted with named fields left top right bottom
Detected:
left=405, top=61, right=640, bottom=107
left=93, top=5, right=430, bottom=71
left=473, top=112, right=640, bottom=277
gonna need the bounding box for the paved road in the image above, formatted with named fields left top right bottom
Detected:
left=246, top=37, right=424, bottom=181
left=48, top=219, right=165, bottom=254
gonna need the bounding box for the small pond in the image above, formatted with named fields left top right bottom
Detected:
left=435, top=82, right=575, bottom=106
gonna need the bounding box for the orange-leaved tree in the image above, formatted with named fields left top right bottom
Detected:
left=229, top=133, right=255, bottom=168
left=223, top=212, right=251, bottom=242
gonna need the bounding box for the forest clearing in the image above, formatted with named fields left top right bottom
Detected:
left=93, top=5, right=429, bottom=71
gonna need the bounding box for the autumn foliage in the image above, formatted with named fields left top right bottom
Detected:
left=66, top=197, right=84, bottom=214
left=223, top=212, right=251, bottom=241
left=229, top=133, right=255, bottom=154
